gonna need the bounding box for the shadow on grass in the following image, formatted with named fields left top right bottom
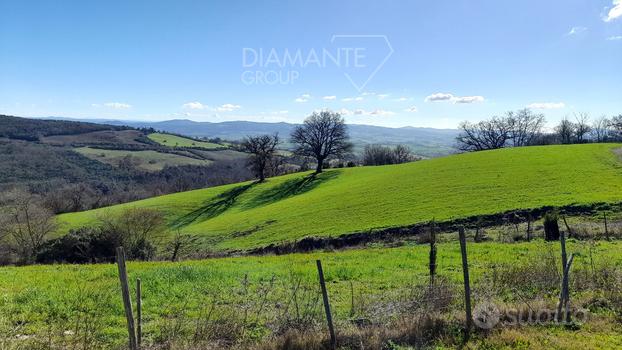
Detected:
left=242, top=171, right=339, bottom=210
left=170, top=182, right=256, bottom=228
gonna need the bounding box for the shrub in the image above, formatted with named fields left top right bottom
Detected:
left=37, top=227, right=115, bottom=264
left=37, top=207, right=164, bottom=264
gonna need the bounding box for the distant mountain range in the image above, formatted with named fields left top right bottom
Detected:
left=44, top=117, right=459, bottom=157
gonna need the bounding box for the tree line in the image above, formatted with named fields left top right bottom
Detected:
left=456, top=109, right=622, bottom=152
left=241, top=111, right=419, bottom=181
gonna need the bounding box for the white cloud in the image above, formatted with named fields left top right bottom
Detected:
left=323, top=95, right=337, bottom=100
left=425, top=93, right=454, bottom=102
left=294, top=93, right=311, bottom=103
left=342, top=96, right=364, bottom=102
left=453, top=96, right=485, bottom=104
left=567, top=26, right=587, bottom=36
left=395, top=97, right=410, bottom=102
left=377, top=94, right=389, bottom=99
left=527, top=102, right=565, bottom=110
left=101, top=102, right=131, bottom=109
left=340, top=108, right=394, bottom=116
left=217, top=103, right=241, bottom=112
left=607, top=35, right=622, bottom=40
left=338, top=108, right=353, bottom=116
left=182, top=101, right=206, bottom=110
left=370, top=109, right=395, bottom=116
left=425, top=93, right=485, bottom=104
left=604, top=0, right=622, bottom=22
left=182, top=102, right=241, bottom=112
left=405, top=106, right=418, bottom=113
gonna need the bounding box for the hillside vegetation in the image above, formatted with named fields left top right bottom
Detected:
left=75, top=147, right=213, bottom=171
left=58, top=144, right=622, bottom=251
left=0, top=115, right=253, bottom=218
left=148, top=132, right=225, bottom=149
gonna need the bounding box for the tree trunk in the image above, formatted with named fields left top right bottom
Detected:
left=315, top=158, right=324, bottom=173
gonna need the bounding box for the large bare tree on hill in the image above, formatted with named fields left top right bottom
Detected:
left=456, top=117, right=511, bottom=152
left=556, top=117, right=575, bottom=144
left=506, top=109, right=546, bottom=147
left=290, top=111, right=352, bottom=173
left=241, top=134, right=280, bottom=182
left=574, top=112, right=591, bottom=143
left=592, top=116, right=611, bottom=142
left=456, top=109, right=546, bottom=152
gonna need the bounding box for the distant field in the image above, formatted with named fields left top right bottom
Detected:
left=41, top=129, right=146, bottom=146
left=148, top=132, right=224, bottom=149
left=58, top=144, right=622, bottom=251
left=74, top=147, right=212, bottom=171
left=2, top=240, right=621, bottom=348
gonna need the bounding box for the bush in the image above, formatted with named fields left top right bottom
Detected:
left=37, top=225, right=157, bottom=264
left=37, top=207, right=163, bottom=264
left=37, top=227, right=118, bottom=263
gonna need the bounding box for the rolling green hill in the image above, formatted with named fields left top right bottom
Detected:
left=75, top=147, right=213, bottom=172
left=57, top=144, right=622, bottom=251
left=148, top=132, right=224, bottom=149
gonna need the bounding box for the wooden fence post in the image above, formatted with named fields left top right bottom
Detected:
left=316, top=260, right=336, bottom=349
left=604, top=213, right=609, bottom=241
left=429, top=220, right=437, bottom=286
left=557, top=231, right=568, bottom=322
left=526, top=214, right=533, bottom=242
left=563, top=254, right=575, bottom=323
left=556, top=231, right=575, bottom=323
left=116, top=247, right=138, bottom=350
left=458, top=227, right=472, bottom=337
left=136, top=278, right=142, bottom=350
left=562, top=216, right=573, bottom=238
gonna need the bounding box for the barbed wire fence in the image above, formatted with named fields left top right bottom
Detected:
left=2, top=218, right=622, bottom=350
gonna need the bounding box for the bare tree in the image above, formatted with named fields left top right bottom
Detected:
left=241, top=134, right=280, bottom=182
left=574, top=113, right=591, bottom=143
left=556, top=117, right=575, bottom=144
left=0, top=189, right=56, bottom=263
left=611, top=115, right=622, bottom=141
left=363, top=144, right=395, bottom=165
left=506, top=109, right=546, bottom=147
left=99, top=208, right=166, bottom=259
left=592, top=116, right=611, bottom=142
left=363, top=144, right=415, bottom=165
left=290, top=111, right=353, bottom=173
left=393, top=144, right=415, bottom=163
left=166, top=230, right=201, bottom=262
left=456, top=117, right=510, bottom=152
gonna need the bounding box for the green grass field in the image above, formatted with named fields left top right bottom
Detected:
left=2, top=240, right=621, bottom=348
left=74, top=147, right=212, bottom=171
left=148, top=133, right=224, bottom=150
left=58, top=144, right=622, bottom=252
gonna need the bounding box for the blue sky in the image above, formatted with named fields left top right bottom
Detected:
left=1, top=0, right=621, bottom=128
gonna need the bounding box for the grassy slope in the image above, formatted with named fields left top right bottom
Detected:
left=75, top=147, right=212, bottom=171
left=148, top=132, right=223, bottom=149
left=2, top=240, right=622, bottom=348
left=58, top=144, right=622, bottom=251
